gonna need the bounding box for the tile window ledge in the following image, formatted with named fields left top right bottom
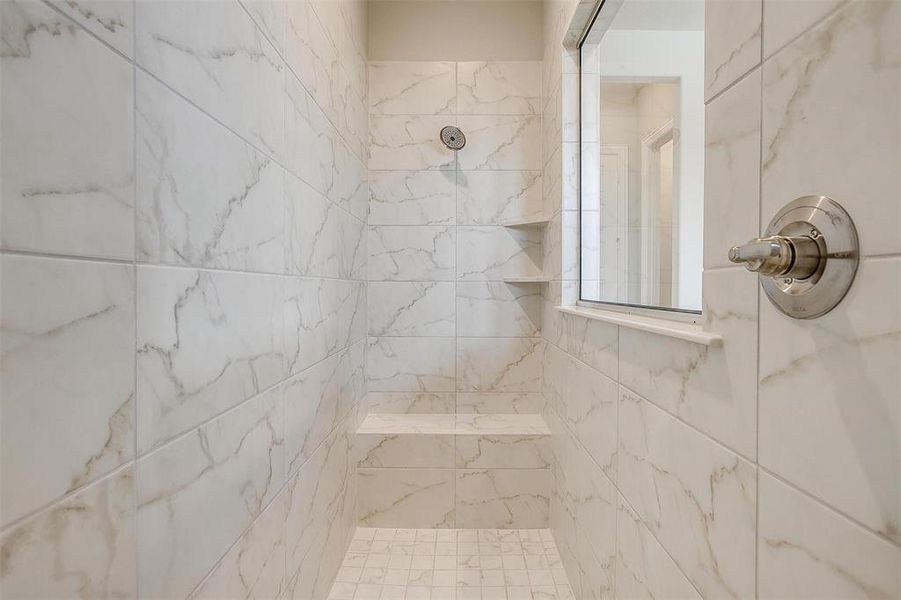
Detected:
left=555, top=305, right=723, bottom=347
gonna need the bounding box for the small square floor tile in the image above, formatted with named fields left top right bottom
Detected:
left=381, top=585, right=406, bottom=600
left=406, top=586, right=431, bottom=600
left=330, top=529, right=573, bottom=600
left=432, top=587, right=456, bottom=600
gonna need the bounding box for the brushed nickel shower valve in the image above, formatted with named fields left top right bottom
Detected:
left=728, top=196, right=859, bottom=319
left=728, top=234, right=821, bottom=280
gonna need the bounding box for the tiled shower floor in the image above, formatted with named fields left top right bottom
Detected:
left=329, top=528, right=575, bottom=600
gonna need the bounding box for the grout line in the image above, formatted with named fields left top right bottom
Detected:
left=134, top=62, right=368, bottom=226
left=756, top=465, right=901, bottom=550
left=236, top=0, right=370, bottom=167
left=0, top=249, right=372, bottom=282
left=754, top=2, right=765, bottom=591
left=41, top=0, right=369, bottom=229
left=185, top=403, right=363, bottom=600
left=705, top=62, right=762, bottom=107
left=0, top=337, right=367, bottom=536
left=0, top=461, right=134, bottom=537
left=131, top=0, right=140, bottom=595
left=761, top=0, right=852, bottom=64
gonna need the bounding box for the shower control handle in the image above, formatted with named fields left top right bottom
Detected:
left=728, top=235, right=821, bottom=280
left=728, top=195, right=859, bottom=319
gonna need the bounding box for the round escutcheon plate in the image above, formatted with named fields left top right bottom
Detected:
left=760, top=195, right=859, bottom=319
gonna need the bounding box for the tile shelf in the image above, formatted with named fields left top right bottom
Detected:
left=503, top=276, right=550, bottom=284
left=357, top=413, right=550, bottom=436
left=499, top=215, right=549, bottom=228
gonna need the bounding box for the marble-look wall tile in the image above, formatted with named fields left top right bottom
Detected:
left=618, top=389, right=757, bottom=599
left=333, top=69, right=368, bottom=161
left=542, top=145, right=563, bottom=216
left=543, top=343, right=617, bottom=478
left=283, top=277, right=366, bottom=375
left=761, top=0, right=901, bottom=257
left=369, top=171, right=456, bottom=226
left=189, top=487, right=288, bottom=600
left=616, top=496, right=702, bottom=600
left=550, top=424, right=586, bottom=599
left=456, top=392, right=544, bottom=414
left=757, top=473, right=899, bottom=599
left=285, top=73, right=369, bottom=221
left=0, top=467, right=136, bottom=599
left=135, top=0, right=284, bottom=157
left=456, top=171, right=543, bottom=225
left=368, top=226, right=456, bottom=281
left=47, top=0, right=134, bottom=57
left=565, top=353, right=618, bottom=476
left=1, top=255, right=134, bottom=526
left=357, top=469, right=455, bottom=528
left=543, top=83, right=564, bottom=177
left=455, top=469, right=550, bottom=529
left=318, top=1, right=366, bottom=98
left=457, top=227, right=542, bottom=281
left=704, top=0, right=761, bottom=100
left=456, top=115, right=541, bottom=170
left=704, top=69, right=761, bottom=269
left=285, top=75, right=338, bottom=203
left=561, top=73, right=580, bottom=143
left=369, top=61, right=456, bottom=115
left=286, top=174, right=365, bottom=280
left=240, top=0, right=287, bottom=56
left=456, top=434, right=551, bottom=469
left=562, top=142, right=579, bottom=212
left=137, top=388, right=284, bottom=599
left=329, top=139, right=370, bottom=221
left=286, top=414, right=356, bottom=599
left=578, top=529, right=615, bottom=600
left=284, top=0, right=338, bottom=143
left=540, top=341, right=568, bottom=414
left=1, top=0, right=134, bottom=260
left=136, top=266, right=287, bottom=452
left=368, top=391, right=456, bottom=414
left=759, top=258, right=900, bottom=543
left=567, top=446, right=617, bottom=598
left=559, top=210, right=580, bottom=281
left=369, top=115, right=457, bottom=171
left=357, top=434, right=456, bottom=468
left=368, top=281, right=456, bottom=337
left=619, top=268, right=758, bottom=458
left=136, top=72, right=286, bottom=274
left=457, top=337, right=543, bottom=393
left=284, top=342, right=364, bottom=476
left=456, top=282, right=541, bottom=337
left=366, top=337, right=456, bottom=392
left=556, top=312, right=618, bottom=381
left=367, top=225, right=457, bottom=281
left=762, top=0, right=849, bottom=59
left=456, top=61, right=541, bottom=115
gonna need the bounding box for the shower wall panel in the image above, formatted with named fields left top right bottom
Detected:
left=0, top=0, right=368, bottom=598
left=541, top=0, right=900, bottom=599
left=364, top=60, right=550, bottom=527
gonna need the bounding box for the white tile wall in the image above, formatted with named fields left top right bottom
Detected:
left=1, top=0, right=135, bottom=260
left=542, top=0, right=900, bottom=598
left=365, top=61, right=545, bottom=409
left=0, top=0, right=368, bottom=598
left=365, top=60, right=549, bottom=531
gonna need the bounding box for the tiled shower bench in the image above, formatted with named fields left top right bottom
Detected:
left=355, top=414, right=552, bottom=529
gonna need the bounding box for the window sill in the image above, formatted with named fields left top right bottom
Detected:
left=555, top=305, right=723, bottom=347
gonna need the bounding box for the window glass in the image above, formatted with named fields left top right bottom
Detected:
left=580, top=0, right=704, bottom=312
